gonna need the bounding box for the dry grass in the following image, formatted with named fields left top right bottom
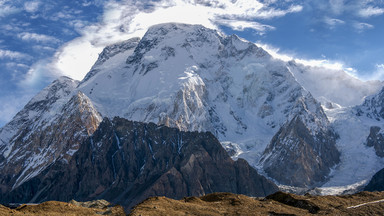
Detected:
left=129, top=191, right=384, bottom=216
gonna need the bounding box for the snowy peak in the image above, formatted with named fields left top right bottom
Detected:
left=0, top=78, right=102, bottom=192
left=125, top=23, right=269, bottom=76
left=94, top=37, right=141, bottom=66
left=0, top=76, right=78, bottom=153
left=81, top=37, right=141, bottom=83
left=27, top=76, right=78, bottom=108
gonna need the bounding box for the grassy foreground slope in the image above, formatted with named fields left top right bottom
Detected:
left=1, top=191, right=384, bottom=215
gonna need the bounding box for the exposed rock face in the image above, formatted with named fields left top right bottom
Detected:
left=261, top=97, right=340, bottom=187
left=366, top=126, right=384, bottom=157
left=365, top=168, right=384, bottom=192
left=0, top=78, right=102, bottom=193
left=1, top=117, right=278, bottom=210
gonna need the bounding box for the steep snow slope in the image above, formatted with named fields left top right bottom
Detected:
left=288, top=61, right=383, bottom=108
left=0, top=77, right=78, bottom=159
left=0, top=77, right=102, bottom=191
left=78, top=23, right=338, bottom=187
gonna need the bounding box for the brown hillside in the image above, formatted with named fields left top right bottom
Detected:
left=2, top=191, right=384, bottom=215
left=130, top=191, right=384, bottom=216
left=0, top=200, right=125, bottom=216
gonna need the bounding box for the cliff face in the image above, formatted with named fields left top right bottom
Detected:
left=261, top=106, right=340, bottom=187
left=366, top=126, right=384, bottom=158
left=365, top=168, right=384, bottom=192
left=2, top=117, right=278, bottom=210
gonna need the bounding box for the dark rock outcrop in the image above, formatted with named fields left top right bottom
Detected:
left=1, top=117, right=278, bottom=210
left=261, top=115, right=340, bottom=187
left=365, top=168, right=384, bottom=192
left=266, top=191, right=320, bottom=214
left=366, top=126, right=384, bottom=157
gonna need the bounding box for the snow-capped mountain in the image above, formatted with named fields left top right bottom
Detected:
left=76, top=23, right=340, bottom=187
left=0, top=77, right=102, bottom=192
left=0, top=23, right=383, bottom=194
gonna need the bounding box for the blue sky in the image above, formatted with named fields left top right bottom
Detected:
left=0, top=0, right=383, bottom=127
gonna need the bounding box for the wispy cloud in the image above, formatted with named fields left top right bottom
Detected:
left=358, top=6, right=384, bottom=18
left=356, top=64, right=384, bottom=81
left=0, top=1, right=20, bottom=18
left=324, top=17, right=345, bottom=29
left=0, top=49, right=29, bottom=60
left=216, top=19, right=275, bottom=32
left=353, top=22, right=374, bottom=32
left=17, top=32, right=60, bottom=44
left=0, top=93, right=36, bottom=126
left=329, top=0, right=345, bottom=15
left=24, top=1, right=41, bottom=13
left=255, top=5, right=303, bottom=19
left=314, top=1, right=384, bottom=32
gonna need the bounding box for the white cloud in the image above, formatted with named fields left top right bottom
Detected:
left=350, top=64, right=384, bottom=81
left=42, top=0, right=304, bottom=81
left=256, top=43, right=294, bottom=62
left=358, top=6, right=384, bottom=18
left=5, top=62, right=29, bottom=69
left=17, top=32, right=60, bottom=43
left=24, top=1, right=40, bottom=13
left=32, top=45, right=56, bottom=52
left=254, top=5, right=303, bottom=19
left=0, top=94, right=34, bottom=126
left=0, top=49, right=29, bottom=59
left=213, top=19, right=275, bottom=32
left=50, top=38, right=102, bottom=81
left=0, top=1, right=20, bottom=18
left=353, top=22, right=374, bottom=31
left=324, top=17, right=345, bottom=28
left=257, top=42, right=346, bottom=71
left=19, top=59, right=58, bottom=89
left=329, top=0, right=345, bottom=15
left=367, top=64, right=384, bottom=80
